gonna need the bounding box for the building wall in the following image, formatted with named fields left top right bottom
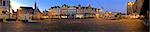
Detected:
left=0, top=0, right=2, bottom=15
left=0, top=0, right=10, bottom=15
left=133, top=0, right=144, bottom=14
left=48, top=7, right=97, bottom=16
left=33, top=12, right=42, bottom=19
left=47, top=5, right=100, bottom=18
left=22, top=8, right=34, bottom=14
left=17, top=7, right=35, bottom=20
left=127, top=0, right=144, bottom=15
left=0, top=0, right=10, bottom=19
left=17, top=9, right=24, bottom=20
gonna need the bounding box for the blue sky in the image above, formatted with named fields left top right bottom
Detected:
left=11, top=0, right=136, bottom=13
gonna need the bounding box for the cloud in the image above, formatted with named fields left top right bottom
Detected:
left=11, top=0, right=27, bottom=11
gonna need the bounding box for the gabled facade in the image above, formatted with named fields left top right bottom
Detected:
left=139, top=0, right=149, bottom=19
left=48, top=4, right=102, bottom=18
left=19, top=7, right=34, bottom=14
left=134, top=0, right=144, bottom=14
left=0, top=0, right=10, bottom=14
left=48, top=4, right=99, bottom=15
left=0, top=0, right=11, bottom=19
left=32, top=2, right=42, bottom=19
left=17, top=7, right=34, bottom=20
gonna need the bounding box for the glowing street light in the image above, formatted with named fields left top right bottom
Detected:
left=128, top=2, right=135, bottom=6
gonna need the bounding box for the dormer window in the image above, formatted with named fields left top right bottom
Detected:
left=62, top=4, right=68, bottom=8
left=62, top=5, right=66, bottom=8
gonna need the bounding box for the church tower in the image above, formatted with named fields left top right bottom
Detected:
left=34, top=2, right=41, bottom=14
left=33, top=1, right=42, bottom=19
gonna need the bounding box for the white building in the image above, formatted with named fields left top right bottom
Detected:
left=0, top=0, right=11, bottom=19
left=48, top=4, right=100, bottom=18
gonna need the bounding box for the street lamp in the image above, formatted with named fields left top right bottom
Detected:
left=128, top=2, right=135, bottom=6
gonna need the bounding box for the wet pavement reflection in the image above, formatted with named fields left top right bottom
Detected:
left=1, top=19, right=148, bottom=32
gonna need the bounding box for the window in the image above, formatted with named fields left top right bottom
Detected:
left=3, top=1, right=5, bottom=6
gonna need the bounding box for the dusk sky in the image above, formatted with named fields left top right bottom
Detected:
left=11, top=0, right=136, bottom=13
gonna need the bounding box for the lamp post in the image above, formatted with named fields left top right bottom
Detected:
left=127, top=2, right=135, bottom=15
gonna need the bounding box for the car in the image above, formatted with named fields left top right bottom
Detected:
left=61, top=16, right=68, bottom=19
left=85, top=15, right=94, bottom=18
left=75, top=15, right=84, bottom=19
